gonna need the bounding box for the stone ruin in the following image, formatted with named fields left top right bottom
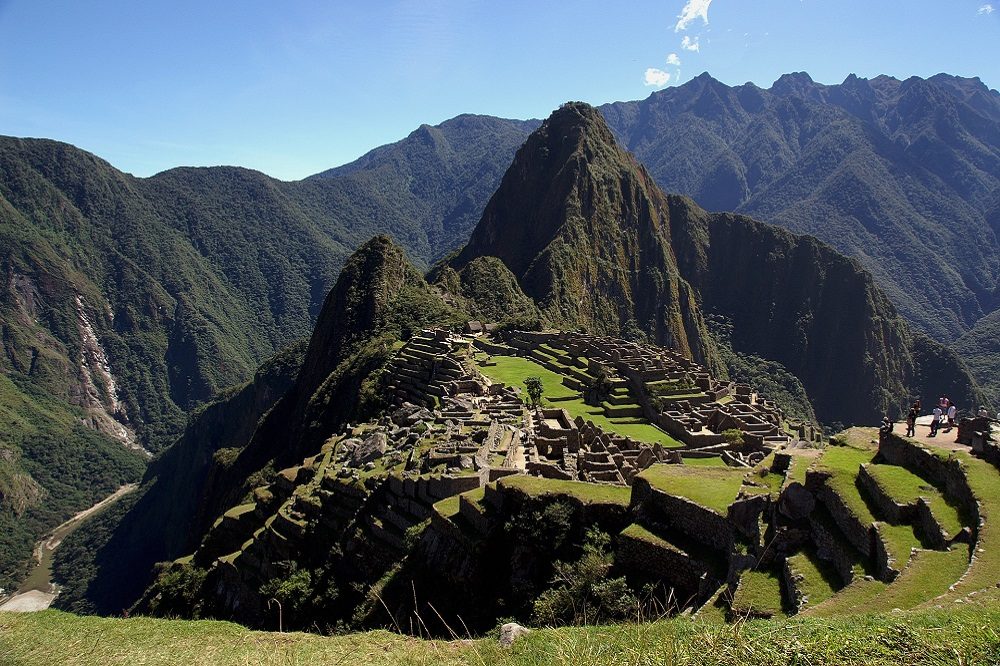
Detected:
left=348, top=327, right=818, bottom=491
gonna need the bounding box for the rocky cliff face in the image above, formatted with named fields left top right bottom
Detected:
left=455, top=102, right=718, bottom=370
left=55, top=341, right=306, bottom=615
left=664, top=202, right=979, bottom=424
left=295, top=236, right=426, bottom=399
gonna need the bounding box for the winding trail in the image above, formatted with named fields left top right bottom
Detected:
left=0, top=483, right=137, bottom=613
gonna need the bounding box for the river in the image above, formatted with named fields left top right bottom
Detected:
left=0, top=483, right=137, bottom=613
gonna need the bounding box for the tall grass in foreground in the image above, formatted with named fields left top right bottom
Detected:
left=3, top=607, right=1000, bottom=665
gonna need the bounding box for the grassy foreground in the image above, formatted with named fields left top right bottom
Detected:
left=4, top=607, right=1000, bottom=665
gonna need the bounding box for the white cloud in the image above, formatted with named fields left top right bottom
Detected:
left=675, top=0, right=713, bottom=31
left=644, top=68, right=671, bottom=86
left=681, top=35, right=700, bottom=51
left=666, top=53, right=682, bottom=66
left=979, top=4, right=995, bottom=14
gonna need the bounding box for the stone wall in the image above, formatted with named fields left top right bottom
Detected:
left=857, top=463, right=951, bottom=548
left=615, top=527, right=713, bottom=596
left=878, top=433, right=978, bottom=521
left=631, top=476, right=734, bottom=552
left=809, top=512, right=856, bottom=586
left=807, top=470, right=873, bottom=557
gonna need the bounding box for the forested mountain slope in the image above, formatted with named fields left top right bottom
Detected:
left=0, top=116, right=532, bottom=589
left=599, top=72, right=1000, bottom=342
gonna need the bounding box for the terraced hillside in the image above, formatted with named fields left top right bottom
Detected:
left=123, top=320, right=1000, bottom=636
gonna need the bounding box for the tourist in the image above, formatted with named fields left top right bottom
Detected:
left=905, top=404, right=918, bottom=437
left=930, top=405, right=943, bottom=437
left=947, top=401, right=957, bottom=429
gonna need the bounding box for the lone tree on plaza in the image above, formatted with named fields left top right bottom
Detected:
left=524, top=376, right=544, bottom=407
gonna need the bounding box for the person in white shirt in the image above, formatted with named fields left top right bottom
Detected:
left=930, top=406, right=943, bottom=437
left=947, top=402, right=957, bottom=429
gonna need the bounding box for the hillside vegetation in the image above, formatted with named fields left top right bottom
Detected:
left=0, top=373, right=144, bottom=590
left=52, top=104, right=985, bottom=620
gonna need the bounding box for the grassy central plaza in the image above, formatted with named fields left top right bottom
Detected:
left=474, top=354, right=682, bottom=448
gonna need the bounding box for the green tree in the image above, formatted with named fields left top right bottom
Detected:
left=524, top=376, right=544, bottom=407
left=722, top=428, right=744, bottom=447
left=584, top=363, right=614, bottom=406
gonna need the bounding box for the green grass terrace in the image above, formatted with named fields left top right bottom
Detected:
left=474, top=354, right=682, bottom=448
left=497, top=475, right=632, bottom=507
left=638, top=465, right=746, bottom=514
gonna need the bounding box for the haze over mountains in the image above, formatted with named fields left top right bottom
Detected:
left=0, top=71, right=997, bottom=593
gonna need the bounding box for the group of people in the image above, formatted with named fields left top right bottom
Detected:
left=903, top=396, right=958, bottom=438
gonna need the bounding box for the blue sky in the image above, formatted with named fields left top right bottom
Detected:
left=1, top=0, right=997, bottom=180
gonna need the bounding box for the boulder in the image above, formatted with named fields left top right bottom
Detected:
left=352, top=432, right=388, bottom=466
left=499, top=622, right=531, bottom=647
left=339, top=438, right=362, bottom=455
left=778, top=483, right=815, bottom=521
left=635, top=447, right=655, bottom=470
left=390, top=403, right=421, bottom=426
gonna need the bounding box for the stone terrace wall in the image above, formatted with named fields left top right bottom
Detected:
left=878, top=433, right=977, bottom=519
left=630, top=476, right=734, bottom=552
left=615, top=528, right=713, bottom=595
left=807, top=470, right=873, bottom=557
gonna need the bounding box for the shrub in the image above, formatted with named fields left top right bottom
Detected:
left=532, top=528, right=638, bottom=626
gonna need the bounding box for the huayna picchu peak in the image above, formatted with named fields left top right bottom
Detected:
left=455, top=101, right=716, bottom=369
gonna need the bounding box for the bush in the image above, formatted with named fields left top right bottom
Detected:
left=145, top=562, right=208, bottom=619
left=722, top=428, right=744, bottom=446
left=259, top=562, right=314, bottom=616
left=532, top=528, right=638, bottom=626
left=506, top=500, right=574, bottom=555
left=524, top=376, right=544, bottom=406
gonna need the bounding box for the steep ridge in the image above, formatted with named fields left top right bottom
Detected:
left=455, top=103, right=717, bottom=370
left=51, top=341, right=306, bottom=615
left=1, top=114, right=533, bottom=451
left=665, top=202, right=978, bottom=426
left=954, top=311, right=1000, bottom=406
left=599, top=73, right=1000, bottom=342
left=306, top=114, right=539, bottom=262
left=57, top=237, right=468, bottom=613
left=454, top=102, right=982, bottom=426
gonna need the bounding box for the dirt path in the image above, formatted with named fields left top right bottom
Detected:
left=0, top=483, right=137, bottom=613
left=894, top=416, right=966, bottom=452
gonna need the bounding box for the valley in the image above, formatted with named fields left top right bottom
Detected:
left=0, top=484, right=135, bottom=612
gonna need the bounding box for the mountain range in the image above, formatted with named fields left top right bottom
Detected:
left=0, top=117, right=532, bottom=587
left=49, top=102, right=979, bottom=617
